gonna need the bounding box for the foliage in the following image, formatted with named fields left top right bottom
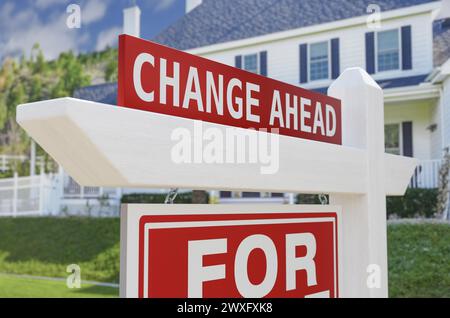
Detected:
left=121, top=192, right=198, bottom=204
left=0, top=275, right=118, bottom=298
left=0, top=217, right=120, bottom=283
left=436, top=147, right=450, bottom=219
left=0, top=217, right=448, bottom=297
left=0, top=43, right=118, bottom=157
left=388, top=222, right=450, bottom=297
left=296, top=194, right=327, bottom=204
left=387, top=188, right=438, bottom=218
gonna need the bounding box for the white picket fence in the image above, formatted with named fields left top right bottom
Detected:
left=0, top=171, right=123, bottom=217
left=0, top=173, right=49, bottom=216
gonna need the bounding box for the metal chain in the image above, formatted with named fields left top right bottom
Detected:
left=318, top=193, right=328, bottom=205
left=164, top=188, right=179, bottom=204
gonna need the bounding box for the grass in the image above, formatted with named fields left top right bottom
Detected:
left=0, top=217, right=120, bottom=283
left=387, top=222, right=450, bottom=298
left=0, top=217, right=448, bottom=297
left=0, top=274, right=118, bottom=298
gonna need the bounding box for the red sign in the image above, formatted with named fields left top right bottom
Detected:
left=137, top=212, right=339, bottom=298
left=118, top=35, right=342, bottom=145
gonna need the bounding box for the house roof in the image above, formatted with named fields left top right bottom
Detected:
left=74, top=0, right=444, bottom=103
left=153, top=0, right=438, bottom=51
left=73, top=82, right=117, bottom=105
left=434, top=18, right=450, bottom=66
left=312, top=74, right=429, bottom=94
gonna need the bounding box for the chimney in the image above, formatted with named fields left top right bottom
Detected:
left=186, top=0, right=202, bottom=13
left=123, top=5, right=141, bottom=37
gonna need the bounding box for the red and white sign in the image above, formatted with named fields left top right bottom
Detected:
left=120, top=205, right=341, bottom=298
left=118, top=35, right=342, bottom=145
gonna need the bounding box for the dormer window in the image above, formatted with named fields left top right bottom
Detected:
left=377, top=29, right=400, bottom=72
left=243, top=53, right=259, bottom=74
left=365, top=26, right=411, bottom=74
left=309, top=41, right=329, bottom=81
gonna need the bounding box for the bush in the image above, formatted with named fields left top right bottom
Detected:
left=121, top=192, right=198, bottom=204
left=387, top=188, right=438, bottom=218
left=296, top=194, right=326, bottom=204
left=297, top=189, right=437, bottom=219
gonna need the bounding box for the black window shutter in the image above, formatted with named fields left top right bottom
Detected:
left=365, top=32, right=375, bottom=74
left=402, top=121, right=413, bottom=157
left=299, top=44, right=308, bottom=83
left=331, top=38, right=340, bottom=79
left=259, top=51, right=267, bottom=76
left=401, top=25, right=412, bottom=70
left=235, top=55, right=242, bottom=69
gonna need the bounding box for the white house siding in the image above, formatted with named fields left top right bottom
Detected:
left=199, top=12, right=434, bottom=89
left=430, top=97, right=443, bottom=159
left=442, top=77, right=450, bottom=149
left=384, top=100, right=434, bottom=160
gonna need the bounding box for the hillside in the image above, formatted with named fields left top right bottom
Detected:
left=0, top=45, right=118, bottom=169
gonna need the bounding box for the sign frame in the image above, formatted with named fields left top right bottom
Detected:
left=120, top=204, right=342, bottom=298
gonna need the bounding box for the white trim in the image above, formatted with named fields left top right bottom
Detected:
left=186, top=2, right=440, bottom=55
left=383, top=83, right=440, bottom=102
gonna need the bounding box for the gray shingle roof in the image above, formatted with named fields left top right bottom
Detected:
left=74, top=0, right=446, bottom=103
left=313, top=74, right=430, bottom=94
left=153, top=0, right=438, bottom=50
left=434, top=19, right=450, bottom=66
left=73, top=82, right=117, bottom=104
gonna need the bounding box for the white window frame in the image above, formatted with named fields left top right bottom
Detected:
left=243, top=53, right=259, bottom=74
left=308, top=40, right=331, bottom=82
left=384, top=123, right=403, bottom=156
left=375, top=28, right=402, bottom=73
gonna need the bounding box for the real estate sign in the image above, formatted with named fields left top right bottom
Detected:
left=120, top=205, right=341, bottom=298
left=118, top=35, right=342, bottom=145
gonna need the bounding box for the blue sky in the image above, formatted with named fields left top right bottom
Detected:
left=0, top=0, right=185, bottom=61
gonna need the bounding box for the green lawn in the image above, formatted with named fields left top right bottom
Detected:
left=0, top=274, right=118, bottom=298
left=0, top=217, right=448, bottom=298
left=387, top=222, right=450, bottom=298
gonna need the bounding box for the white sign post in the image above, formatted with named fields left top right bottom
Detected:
left=328, top=68, right=391, bottom=297
left=16, top=67, right=417, bottom=298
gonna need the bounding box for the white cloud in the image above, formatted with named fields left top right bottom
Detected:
left=95, top=26, right=122, bottom=51
left=0, top=2, right=90, bottom=60
left=35, top=0, right=64, bottom=9
left=151, top=0, right=177, bottom=12
left=82, top=0, right=109, bottom=25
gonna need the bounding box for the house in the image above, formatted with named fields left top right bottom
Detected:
left=74, top=0, right=450, bottom=204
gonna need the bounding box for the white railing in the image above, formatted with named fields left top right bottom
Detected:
left=410, top=159, right=442, bottom=189
left=63, top=175, right=121, bottom=199
left=0, top=172, right=52, bottom=217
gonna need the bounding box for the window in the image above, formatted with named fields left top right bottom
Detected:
left=309, top=41, right=329, bottom=81
left=385, top=124, right=401, bottom=155
left=377, top=29, right=400, bottom=72
left=243, top=54, right=258, bottom=74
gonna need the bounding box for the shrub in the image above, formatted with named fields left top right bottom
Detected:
left=387, top=188, right=438, bottom=218
left=121, top=192, right=198, bottom=204
left=297, top=189, right=438, bottom=219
